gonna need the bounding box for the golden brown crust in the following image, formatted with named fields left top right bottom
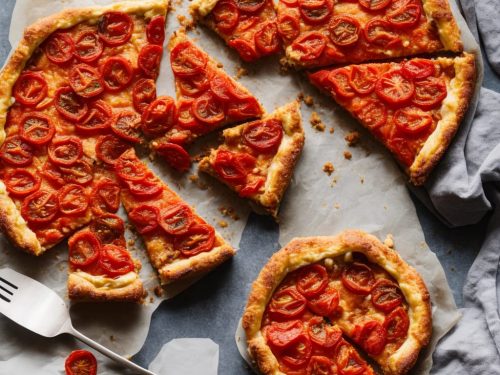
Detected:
left=421, top=0, right=463, bottom=52
left=409, top=52, right=476, bottom=185
left=242, top=230, right=432, bottom=375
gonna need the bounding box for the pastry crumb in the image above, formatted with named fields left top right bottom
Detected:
left=298, top=93, right=314, bottom=106
left=219, top=206, right=240, bottom=221
left=235, top=67, right=248, bottom=79
left=310, top=111, right=325, bottom=132
left=360, top=176, right=364, bottom=184
left=110, top=335, right=115, bottom=342
left=127, top=239, right=135, bottom=246
left=188, top=174, right=208, bottom=190
left=329, top=127, right=334, bottom=134
left=343, top=151, right=352, bottom=160
left=279, top=57, right=290, bottom=74
left=345, top=131, right=360, bottom=147
left=218, top=220, right=228, bottom=228
left=216, top=62, right=224, bottom=69
left=384, top=234, right=395, bottom=249
left=177, top=15, right=194, bottom=30
left=149, top=296, right=154, bottom=303
left=334, top=203, right=341, bottom=209
left=330, top=177, right=338, bottom=187
left=322, top=162, right=334, bottom=176
left=154, top=285, right=164, bottom=298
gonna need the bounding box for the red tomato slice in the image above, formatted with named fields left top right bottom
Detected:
left=227, top=96, right=262, bottom=120
left=59, top=160, right=94, bottom=186
left=133, top=78, right=157, bottom=113
left=101, top=56, right=133, bottom=92
left=155, top=142, right=191, bottom=172
left=170, top=41, right=207, bottom=77
left=278, top=13, right=301, bottom=41
left=210, top=73, right=235, bottom=102
left=237, top=15, right=260, bottom=32
left=99, top=244, right=135, bottom=277
left=402, top=59, right=435, bottom=80
left=125, top=174, right=163, bottom=199
left=255, top=22, right=280, bottom=55
left=4, top=169, right=41, bottom=197
left=13, top=72, right=48, bottom=107
left=281, top=334, right=312, bottom=369
left=138, top=44, right=163, bottom=78
left=21, top=190, right=59, bottom=225
left=147, top=15, right=166, bottom=45
left=291, top=32, right=326, bottom=62
left=69, top=64, right=104, bottom=98
left=41, top=162, right=66, bottom=186
left=45, top=32, right=74, bottom=65
left=308, top=316, right=342, bottom=349
left=111, top=110, right=142, bottom=143
left=355, top=321, right=387, bottom=356
left=269, top=286, right=307, bottom=319
left=307, top=356, right=335, bottom=375
left=234, top=0, right=266, bottom=13
left=394, top=107, right=433, bottom=136
left=19, top=113, right=55, bottom=145
left=76, top=100, right=112, bottom=134
left=176, top=99, right=199, bottom=129
left=65, top=350, right=97, bottom=375
left=54, top=86, right=89, bottom=122
left=129, top=204, right=160, bottom=234
left=266, top=320, right=304, bottom=349
left=58, top=184, right=88, bottom=215
left=48, top=136, right=83, bottom=166
left=375, top=69, right=415, bottom=105
left=412, top=77, right=447, bottom=109
left=352, top=98, right=387, bottom=129
left=115, top=150, right=148, bottom=181
left=91, top=179, right=121, bottom=214
left=299, top=0, right=333, bottom=25
left=387, top=2, right=421, bottom=29
left=159, top=203, right=194, bottom=235
left=335, top=339, right=368, bottom=375
left=98, top=11, right=133, bottom=46
left=178, top=74, right=210, bottom=97
left=329, top=68, right=356, bottom=99
left=213, top=150, right=248, bottom=185
left=213, top=1, right=240, bottom=33
left=173, top=224, right=216, bottom=257
left=239, top=176, right=265, bottom=197
left=349, top=65, right=379, bottom=95
left=328, top=15, right=361, bottom=46
left=243, top=119, right=283, bottom=153
left=359, top=0, right=391, bottom=10
left=141, top=96, right=177, bottom=137
left=342, top=262, right=375, bottom=295
left=296, top=264, right=328, bottom=298
left=383, top=306, right=410, bottom=340
left=307, top=286, right=340, bottom=316
left=192, top=92, right=225, bottom=124
left=228, top=38, right=259, bottom=62
left=90, top=213, right=125, bottom=245
left=364, top=18, right=401, bottom=46
left=387, top=136, right=417, bottom=167
left=95, top=134, right=131, bottom=165
left=370, top=278, right=404, bottom=312
left=0, top=136, right=33, bottom=167
left=74, top=30, right=103, bottom=63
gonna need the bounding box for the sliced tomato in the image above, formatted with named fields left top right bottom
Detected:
left=174, top=224, right=216, bottom=257
left=383, top=306, right=410, bottom=341
left=138, top=44, right=163, bottom=78
left=228, top=38, right=259, bottom=62
left=281, top=334, right=312, bottom=369
left=91, top=179, right=121, bottom=214
left=13, top=72, right=48, bottom=107
left=54, top=86, right=89, bottom=122
left=45, top=32, right=74, bottom=65
left=159, top=203, right=194, bottom=235
left=74, top=30, right=103, bottom=63
left=141, top=96, right=177, bottom=137
left=387, top=2, right=421, bottom=29
left=41, top=162, right=66, bottom=186
left=48, top=136, right=83, bottom=166
left=266, top=320, right=303, bottom=350
left=328, top=15, right=360, bottom=47
left=255, top=22, right=280, bottom=55
left=364, top=18, right=401, bottom=47
left=280, top=0, right=298, bottom=5
left=58, top=160, right=94, bottom=186
left=412, top=77, right=447, bottom=109
left=394, top=107, right=432, bottom=136
left=115, top=150, right=148, bottom=181
left=387, top=136, right=417, bottom=167
left=213, top=1, right=240, bottom=33
left=192, top=92, right=225, bottom=124
left=21, top=190, right=59, bottom=225
left=178, top=74, right=210, bottom=97
left=291, top=32, right=326, bottom=62
left=296, top=264, right=328, bottom=298
left=65, top=350, right=97, bottom=375
left=402, top=59, right=435, bottom=80
left=101, top=56, right=134, bottom=92
left=125, top=175, right=163, bottom=199
left=69, top=64, right=104, bottom=98
left=307, top=286, right=339, bottom=316
left=155, top=142, right=191, bottom=172
left=76, top=100, right=112, bottom=134
left=342, top=262, right=375, bottom=295
left=234, top=0, right=266, bottom=13
left=243, top=119, right=283, bottom=153
left=299, top=0, right=333, bottom=25
left=170, top=41, right=207, bottom=77
left=307, top=356, right=335, bottom=375
left=308, top=316, right=342, bottom=349
left=359, top=0, right=391, bottom=10
left=239, top=176, right=265, bottom=197
left=147, top=15, right=166, bottom=45
left=99, top=244, right=134, bottom=277
left=269, top=286, right=307, bottom=319
left=375, top=69, right=415, bottom=105
left=237, top=15, right=260, bottom=32
left=95, top=134, right=131, bottom=165
left=335, top=339, right=368, bottom=375
left=329, top=68, right=355, bottom=99
left=98, top=11, right=133, bottom=46
left=111, top=110, right=142, bottom=143
left=355, top=321, right=387, bottom=356
left=58, top=184, right=88, bottom=215
left=4, top=169, right=40, bottom=197
left=210, top=73, right=234, bottom=102
left=227, top=96, right=262, bottom=120
left=133, top=78, right=157, bottom=113
left=352, top=98, right=387, bottom=129
left=370, top=278, right=404, bottom=312
left=0, top=136, right=33, bottom=167
left=90, top=213, right=125, bottom=245
left=129, top=204, right=159, bottom=234
left=278, top=13, right=300, bottom=41
left=349, top=66, right=378, bottom=95
left=177, top=99, right=199, bottom=129
left=213, top=150, right=248, bottom=185
left=19, top=113, right=55, bottom=145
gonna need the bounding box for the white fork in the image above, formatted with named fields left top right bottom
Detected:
left=0, top=267, right=155, bottom=375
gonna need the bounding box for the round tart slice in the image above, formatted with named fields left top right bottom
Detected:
left=243, top=230, right=431, bottom=375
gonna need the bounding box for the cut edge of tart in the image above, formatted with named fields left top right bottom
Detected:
left=242, top=230, right=432, bottom=375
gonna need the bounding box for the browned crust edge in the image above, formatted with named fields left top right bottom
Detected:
left=242, top=230, right=432, bottom=375
left=68, top=274, right=145, bottom=303
left=421, top=0, right=464, bottom=52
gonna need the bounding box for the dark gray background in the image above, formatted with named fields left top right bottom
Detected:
left=0, top=1, right=499, bottom=373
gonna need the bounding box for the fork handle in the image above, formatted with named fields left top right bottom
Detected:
left=70, top=327, right=156, bottom=375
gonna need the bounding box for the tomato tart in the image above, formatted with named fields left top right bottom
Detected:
left=277, top=0, right=463, bottom=68
left=118, top=149, right=235, bottom=285
left=309, top=53, right=475, bottom=185
left=190, top=0, right=281, bottom=62
left=199, top=101, right=304, bottom=217
left=243, top=230, right=432, bottom=375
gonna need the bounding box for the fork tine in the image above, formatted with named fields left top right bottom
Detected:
left=0, top=276, right=18, bottom=289
left=0, top=284, right=13, bottom=295
left=0, top=292, right=10, bottom=303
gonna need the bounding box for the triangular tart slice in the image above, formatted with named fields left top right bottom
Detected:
left=199, top=100, right=304, bottom=217
left=308, top=53, right=475, bottom=185
left=116, top=149, right=235, bottom=285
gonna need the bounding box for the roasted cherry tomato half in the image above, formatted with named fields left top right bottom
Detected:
left=307, top=286, right=340, bottom=316
left=58, top=184, right=89, bottom=216
left=307, top=356, right=335, bottom=375
left=115, top=149, right=148, bottom=181
left=354, top=320, right=387, bottom=356
left=235, top=0, right=266, bottom=13
left=170, top=41, right=207, bottom=77
left=296, top=264, right=329, bottom=298
left=99, top=244, right=135, bottom=277
left=243, top=119, right=283, bottom=153
left=394, top=107, right=433, bottom=136
left=266, top=320, right=304, bottom=350
left=387, top=2, right=421, bottom=29
left=335, top=339, right=368, bottom=375
left=74, top=30, right=104, bottom=63
left=76, top=100, right=113, bottom=134
left=255, top=22, right=280, bottom=55
left=227, top=96, right=262, bottom=120
left=352, top=98, right=387, bottom=129
left=299, top=0, right=333, bottom=26
left=239, top=176, right=265, bottom=198
left=138, top=44, right=163, bottom=78
left=95, top=134, right=131, bottom=165
left=69, top=231, right=101, bottom=268
left=159, top=202, right=194, bottom=235
left=192, top=92, right=225, bottom=124
left=280, top=333, right=312, bottom=369
left=4, top=168, right=41, bottom=197
left=291, top=32, right=326, bottom=62
left=65, top=350, right=97, bottom=375
left=328, top=15, right=360, bottom=47
left=213, top=1, right=240, bottom=34
left=308, top=316, right=342, bottom=349
left=19, top=112, right=55, bottom=145
left=45, top=32, right=74, bottom=65
left=90, top=213, right=125, bottom=245
left=21, top=190, right=59, bottom=225
left=213, top=150, right=248, bottom=185
left=111, top=110, right=142, bottom=143
left=58, top=160, right=94, bottom=186
left=125, top=175, right=163, bottom=199
left=269, top=286, right=307, bottom=319
left=0, top=136, right=33, bottom=167
left=141, top=96, right=177, bottom=137
left=349, top=65, right=379, bottom=95
left=370, top=278, right=404, bottom=312
left=228, top=38, right=259, bottom=62
left=359, top=0, right=391, bottom=11
left=178, top=74, right=210, bottom=98
left=69, top=64, right=104, bottom=98
left=13, top=72, right=48, bottom=107
left=277, top=13, right=301, bottom=41
left=155, top=142, right=192, bottom=172
left=383, top=306, right=410, bottom=340
left=328, top=68, right=356, bottom=99
left=402, top=59, right=436, bottom=80
left=173, top=224, right=216, bottom=257
left=98, top=11, right=133, bottom=46
left=54, top=86, right=89, bottom=122
left=133, top=78, right=157, bottom=113
left=129, top=204, right=160, bottom=234
left=147, top=15, right=166, bottom=45
left=342, top=262, right=375, bottom=295
left=412, top=77, right=447, bottom=109
left=101, top=56, right=134, bottom=92
left=91, top=179, right=121, bottom=214
left=48, top=136, right=83, bottom=166
left=364, top=18, right=401, bottom=47
left=375, top=69, right=415, bottom=105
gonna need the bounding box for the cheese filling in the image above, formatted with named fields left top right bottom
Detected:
left=74, top=271, right=138, bottom=290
